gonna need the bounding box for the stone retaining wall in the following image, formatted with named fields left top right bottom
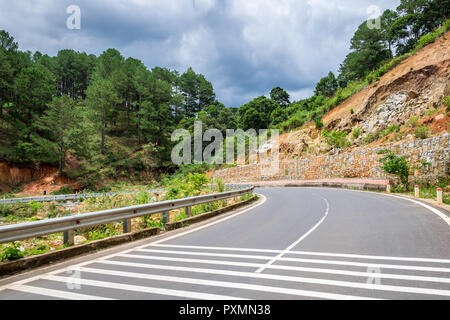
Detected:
left=213, top=134, right=449, bottom=184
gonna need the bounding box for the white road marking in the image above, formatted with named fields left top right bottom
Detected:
left=101, top=258, right=450, bottom=283
left=135, top=249, right=450, bottom=273
left=255, top=196, right=330, bottom=273
left=148, top=244, right=450, bottom=264
left=42, top=275, right=246, bottom=300
left=77, top=265, right=450, bottom=297
left=313, top=186, right=450, bottom=227
left=8, top=285, right=114, bottom=300
left=67, top=267, right=380, bottom=300
left=383, top=193, right=450, bottom=227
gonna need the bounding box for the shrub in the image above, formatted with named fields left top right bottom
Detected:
left=216, top=179, right=225, bottom=193
left=352, top=128, right=361, bottom=140
left=350, top=108, right=354, bottom=114
left=381, top=125, right=400, bottom=137
left=407, top=116, right=419, bottom=128
left=321, top=130, right=350, bottom=148
left=444, top=96, right=450, bottom=112
left=415, top=126, right=429, bottom=139
left=362, top=132, right=380, bottom=145
left=379, top=152, right=410, bottom=186
left=315, top=118, right=324, bottom=129
left=0, top=242, right=25, bottom=262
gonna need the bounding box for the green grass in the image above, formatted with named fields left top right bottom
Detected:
left=401, top=187, right=450, bottom=205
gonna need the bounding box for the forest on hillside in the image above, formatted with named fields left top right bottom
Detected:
left=0, top=0, right=448, bottom=189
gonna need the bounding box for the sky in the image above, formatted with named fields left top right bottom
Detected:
left=0, top=0, right=398, bottom=107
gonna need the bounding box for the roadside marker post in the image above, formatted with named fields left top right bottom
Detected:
left=415, top=185, right=420, bottom=198
left=185, top=206, right=192, bottom=217
left=123, top=218, right=132, bottom=234
left=437, top=188, right=443, bottom=205
left=386, top=181, right=391, bottom=193
left=162, top=211, right=169, bottom=225
left=63, top=230, right=75, bottom=246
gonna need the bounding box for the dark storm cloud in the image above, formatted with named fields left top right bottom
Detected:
left=0, top=0, right=398, bottom=106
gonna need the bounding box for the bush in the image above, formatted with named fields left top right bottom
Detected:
left=443, top=96, right=450, bottom=112
left=0, top=242, right=25, bottom=262
left=362, top=132, right=380, bottom=145
left=381, top=125, right=400, bottom=138
left=415, top=126, right=430, bottom=139
left=379, top=152, right=410, bottom=186
left=352, top=128, right=361, bottom=139
left=407, top=116, right=419, bottom=128
left=321, top=130, right=350, bottom=148
left=216, top=179, right=225, bottom=193
left=51, top=186, right=74, bottom=195
left=315, top=118, right=324, bottom=129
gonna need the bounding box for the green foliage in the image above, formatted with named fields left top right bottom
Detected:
left=443, top=96, right=450, bottom=112
left=315, top=72, right=338, bottom=97
left=237, top=96, right=278, bottom=130
left=415, top=126, right=430, bottom=139
left=216, top=178, right=225, bottom=193
left=315, top=118, right=324, bottom=129
left=352, top=128, right=361, bottom=139
left=0, top=242, right=24, bottom=262
left=362, top=132, right=380, bottom=145
left=321, top=130, right=350, bottom=149
left=407, top=116, right=420, bottom=128
left=270, top=87, right=290, bottom=107
left=133, top=191, right=151, bottom=205
left=381, top=125, right=401, bottom=137
left=51, top=186, right=74, bottom=195
left=379, top=152, right=410, bottom=186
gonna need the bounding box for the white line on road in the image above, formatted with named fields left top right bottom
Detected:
left=135, top=248, right=450, bottom=272
left=255, top=196, right=330, bottom=273
left=148, top=244, right=450, bottom=264
left=102, top=258, right=450, bottom=283
left=8, top=285, right=114, bottom=300
left=121, top=252, right=450, bottom=274
left=77, top=265, right=450, bottom=298
left=68, top=267, right=380, bottom=300
left=42, top=275, right=246, bottom=300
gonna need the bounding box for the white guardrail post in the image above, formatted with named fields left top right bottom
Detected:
left=437, top=188, right=443, bottom=205
left=415, top=185, right=420, bottom=198
left=0, top=186, right=254, bottom=244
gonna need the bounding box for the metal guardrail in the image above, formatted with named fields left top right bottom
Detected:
left=0, top=186, right=254, bottom=245
left=0, top=189, right=164, bottom=205
left=0, top=184, right=249, bottom=204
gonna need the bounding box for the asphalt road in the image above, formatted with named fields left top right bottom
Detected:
left=0, top=187, right=449, bottom=300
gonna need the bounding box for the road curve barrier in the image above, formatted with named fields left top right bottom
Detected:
left=0, top=186, right=254, bottom=245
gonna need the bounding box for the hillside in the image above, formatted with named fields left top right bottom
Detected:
left=277, top=31, right=450, bottom=161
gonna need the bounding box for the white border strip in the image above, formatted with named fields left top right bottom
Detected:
left=8, top=285, right=114, bottom=300
left=77, top=266, right=450, bottom=297
left=101, top=258, right=450, bottom=283
left=42, top=275, right=245, bottom=300
left=133, top=250, right=450, bottom=273
left=147, top=244, right=450, bottom=264
left=52, top=268, right=378, bottom=300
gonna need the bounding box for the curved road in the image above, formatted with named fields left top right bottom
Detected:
left=0, top=187, right=449, bottom=300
